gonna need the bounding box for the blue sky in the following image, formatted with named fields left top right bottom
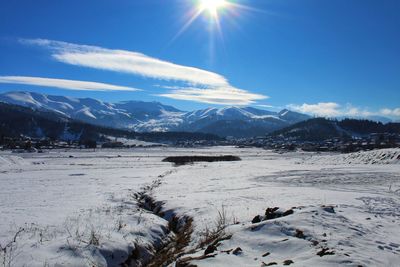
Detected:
left=0, top=0, right=399, bottom=118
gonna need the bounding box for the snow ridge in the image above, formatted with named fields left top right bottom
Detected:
left=306, top=148, right=400, bottom=165
left=0, top=91, right=310, bottom=136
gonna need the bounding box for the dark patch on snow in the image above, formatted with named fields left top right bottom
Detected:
left=316, top=247, right=335, bottom=257
left=322, top=205, right=335, bottom=213
left=232, top=247, right=243, bottom=255
left=204, top=245, right=217, bottom=255
left=283, top=259, right=294, bottom=265
left=162, top=155, right=241, bottom=166
left=265, top=207, right=294, bottom=220
left=251, top=207, right=296, bottom=226
left=252, top=215, right=262, bottom=224
left=295, top=229, right=306, bottom=239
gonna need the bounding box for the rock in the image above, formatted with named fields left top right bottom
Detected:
left=252, top=215, right=262, bottom=224
left=283, top=260, right=294, bottom=265
left=265, top=213, right=275, bottom=220
left=282, top=209, right=294, bottom=216
left=317, top=248, right=335, bottom=257
left=232, top=247, right=242, bottom=255
left=262, top=252, right=270, bottom=257
left=176, top=261, right=198, bottom=267
left=204, top=245, right=217, bottom=255
left=265, top=207, right=280, bottom=220
left=263, top=207, right=295, bottom=221
left=221, top=248, right=233, bottom=254
left=322, top=205, right=335, bottom=213
left=295, top=229, right=305, bottom=239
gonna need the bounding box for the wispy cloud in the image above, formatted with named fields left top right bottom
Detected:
left=287, top=102, right=343, bottom=117
left=288, top=102, right=400, bottom=119
left=157, top=85, right=267, bottom=105
left=20, top=38, right=267, bottom=105
left=255, top=104, right=275, bottom=109
left=0, top=76, right=140, bottom=92
left=380, top=108, right=400, bottom=117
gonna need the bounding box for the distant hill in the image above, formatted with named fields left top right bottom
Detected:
left=196, top=119, right=285, bottom=138
left=0, top=102, right=222, bottom=143
left=0, top=91, right=311, bottom=137
left=269, top=118, right=400, bottom=141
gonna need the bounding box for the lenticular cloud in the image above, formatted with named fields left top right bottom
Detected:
left=20, top=38, right=267, bottom=105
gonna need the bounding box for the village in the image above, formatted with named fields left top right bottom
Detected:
left=2, top=132, right=400, bottom=154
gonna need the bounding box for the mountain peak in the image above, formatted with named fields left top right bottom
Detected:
left=0, top=91, right=311, bottom=137
left=278, top=109, right=290, bottom=115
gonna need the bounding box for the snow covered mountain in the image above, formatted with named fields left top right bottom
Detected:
left=0, top=91, right=137, bottom=128
left=0, top=91, right=310, bottom=137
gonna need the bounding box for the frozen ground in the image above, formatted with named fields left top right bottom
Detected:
left=0, top=147, right=399, bottom=266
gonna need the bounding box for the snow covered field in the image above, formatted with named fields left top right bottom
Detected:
left=0, top=147, right=399, bottom=266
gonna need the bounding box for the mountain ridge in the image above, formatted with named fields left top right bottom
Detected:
left=268, top=117, right=400, bottom=141
left=0, top=102, right=222, bottom=144
left=0, top=91, right=310, bottom=137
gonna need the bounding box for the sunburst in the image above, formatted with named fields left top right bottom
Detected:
left=198, top=0, right=228, bottom=18
left=169, top=0, right=264, bottom=61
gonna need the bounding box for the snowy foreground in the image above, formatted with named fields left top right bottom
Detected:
left=0, top=147, right=399, bottom=266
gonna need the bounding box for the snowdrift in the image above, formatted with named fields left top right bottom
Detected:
left=307, top=148, right=400, bottom=165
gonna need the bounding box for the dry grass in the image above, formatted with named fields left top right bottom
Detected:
left=131, top=187, right=196, bottom=267
left=0, top=227, right=24, bottom=267
left=197, top=206, right=230, bottom=249
left=146, top=216, right=194, bottom=267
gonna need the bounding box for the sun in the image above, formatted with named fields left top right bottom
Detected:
left=169, top=0, right=239, bottom=44
left=198, top=0, right=228, bottom=17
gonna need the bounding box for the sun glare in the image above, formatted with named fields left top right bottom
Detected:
left=199, top=0, right=228, bottom=17
left=170, top=0, right=255, bottom=45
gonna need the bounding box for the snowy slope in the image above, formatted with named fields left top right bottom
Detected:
left=305, top=148, right=400, bottom=165
left=1, top=148, right=399, bottom=266
left=0, top=91, right=136, bottom=128
left=0, top=91, right=310, bottom=137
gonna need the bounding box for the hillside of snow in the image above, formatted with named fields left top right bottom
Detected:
left=0, top=147, right=399, bottom=266
left=304, top=148, right=400, bottom=165
left=0, top=91, right=310, bottom=137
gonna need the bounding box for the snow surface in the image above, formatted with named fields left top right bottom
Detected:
left=304, top=148, right=400, bottom=165
left=0, top=147, right=399, bottom=266
left=103, top=137, right=163, bottom=147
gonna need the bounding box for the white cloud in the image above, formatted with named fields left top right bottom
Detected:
left=255, top=104, right=275, bottom=109
left=20, top=38, right=267, bottom=105
left=288, top=102, right=400, bottom=119
left=0, top=76, right=140, bottom=92
left=380, top=108, right=400, bottom=117
left=288, top=102, right=342, bottom=117
left=343, top=106, right=373, bottom=117
left=157, top=86, right=267, bottom=105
